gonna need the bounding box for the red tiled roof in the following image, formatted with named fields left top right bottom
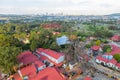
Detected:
left=32, top=67, right=66, bottom=80
left=17, top=51, right=39, bottom=65
left=13, top=67, right=66, bottom=80
left=110, top=44, right=119, bottom=51
left=34, top=60, right=45, bottom=68
left=20, top=64, right=37, bottom=77
left=42, top=23, right=61, bottom=29
left=116, top=63, right=120, bottom=68
left=91, top=46, right=100, bottom=51
left=13, top=64, right=37, bottom=80
left=111, top=35, right=120, bottom=41
left=108, top=49, right=120, bottom=55
left=13, top=73, right=22, bottom=80
left=37, top=48, right=64, bottom=59
left=96, top=56, right=108, bottom=63
left=37, top=53, right=64, bottom=67
left=106, top=45, right=120, bottom=55
left=96, top=55, right=118, bottom=65
left=84, top=76, right=92, bottom=80
left=108, top=58, right=117, bottom=65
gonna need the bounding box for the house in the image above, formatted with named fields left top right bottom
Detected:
left=91, top=45, right=101, bottom=56
left=91, top=45, right=101, bottom=51
left=36, top=48, right=65, bottom=67
left=96, top=55, right=108, bottom=66
left=34, top=60, right=46, bottom=72
left=111, top=35, right=120, bottom=42
left=96, top=54, right=120, bottom=70
left=42, top=23, right=61, bottom=29
left=84, top=76, right=92, bottom=80
left=96, top=44, right=120, bottom=71
left=33, top=67, right=66, bottom=80
left=110, top=44, right=119, bottom=52
left=13, top=61, right=46, bottom=80
left=116, top=63, right=120, bottom=71
left=13, top=67, right=66, bottom=80
left=107, top=58, right=117, bottom=68
left=56, top=36, right=70, bottom=45
left=69, top=61, right=77, bottom=70
left=13, top=64, right=37, bottom=80
left=17, top=51, right=39, bottom=65
left=104, top=44, right=120, bottom=56
left=108, top=48, right=120, bottom=56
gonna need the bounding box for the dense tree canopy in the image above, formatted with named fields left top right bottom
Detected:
left=0, top=46, right=21, bottom=73
left=113, top=54, right=120, bottom=63
left=30, top=39, right=38, bottom=51
left=102, top=45, right=111, bottom=53
left=88, top=24, right=113, bottom=38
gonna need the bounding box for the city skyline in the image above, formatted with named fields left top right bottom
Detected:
left=0, top=0, right=120, bottom=15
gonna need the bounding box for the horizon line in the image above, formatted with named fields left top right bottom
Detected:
left=0, top=12, right=120, bottom=16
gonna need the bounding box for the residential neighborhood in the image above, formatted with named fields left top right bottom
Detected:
left=2, top=34, right=119, bottom=80
left=0, top=0, right=120, bottom=80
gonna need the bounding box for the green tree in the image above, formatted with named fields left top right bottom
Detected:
left=30, top=40, right=38, bottom=51
left=0, top=46, right=21, bottom=74
left=113, top=54, right=120, bottom=62
left=85, top=43, right=93, bottom=48
left=0, top=34, right=21, bottom=47
left=95, top=40, right=101, bottom=46
left=106, top=48, right=112, bottom=53
left=103, top=45, right=111, bottom=53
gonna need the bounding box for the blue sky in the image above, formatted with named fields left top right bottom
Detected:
left=0, top=0, right=120, bottom=15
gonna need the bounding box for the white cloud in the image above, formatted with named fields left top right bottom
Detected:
left=0, top=0, right=120, bottom=15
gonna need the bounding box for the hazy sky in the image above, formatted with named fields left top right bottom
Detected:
left=0, top=0, right=120, bottom=15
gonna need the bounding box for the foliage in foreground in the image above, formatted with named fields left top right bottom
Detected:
left=113, top=54, right=120, bottom=63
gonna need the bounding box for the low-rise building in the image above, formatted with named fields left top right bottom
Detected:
left=36, top=48, right=65, bottom=67
left=111, top=35, right=120, bottom=42
left=91, top=45, right=102, bottom=56
left=96, top=55, right=120, bottom=71
left=96, top=55, right=108, bottom=66
left=34, top=60, right=46, bottom=72
left=12, top=49, right=65, bottom=80
left=33, top=67, right=66, bottom=80
left=13, top=66, right=66, bottom=80
left=17, top=51, right=39, bottom=65
left=116, top=63, right=120, bottom=71
left=13, top=64, right=37, bottom=80
left=84, top=76, right=92, bottom=80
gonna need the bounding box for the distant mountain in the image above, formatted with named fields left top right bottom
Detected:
left=0, top=13, right=120, bottom=17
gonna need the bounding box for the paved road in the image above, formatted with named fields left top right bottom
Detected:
left=76, top=61, right=115, bottom=80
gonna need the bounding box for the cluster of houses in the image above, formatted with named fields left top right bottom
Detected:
left=11, top=48, right=66, bottom=80
left=42, top=23, right=61, bottom=29
left=111, top=35, right=120, bottom=42
left=95, top=44, right=120, bottom=71
left=94, top=35, right=120, bottom=71
left=10, top=34, right=120, bottom=80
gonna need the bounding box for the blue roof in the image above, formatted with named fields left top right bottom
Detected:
left=56, top=36, right=70, bottom=45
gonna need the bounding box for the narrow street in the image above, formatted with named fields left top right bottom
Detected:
left=88, top=58, right=120, bottom=79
